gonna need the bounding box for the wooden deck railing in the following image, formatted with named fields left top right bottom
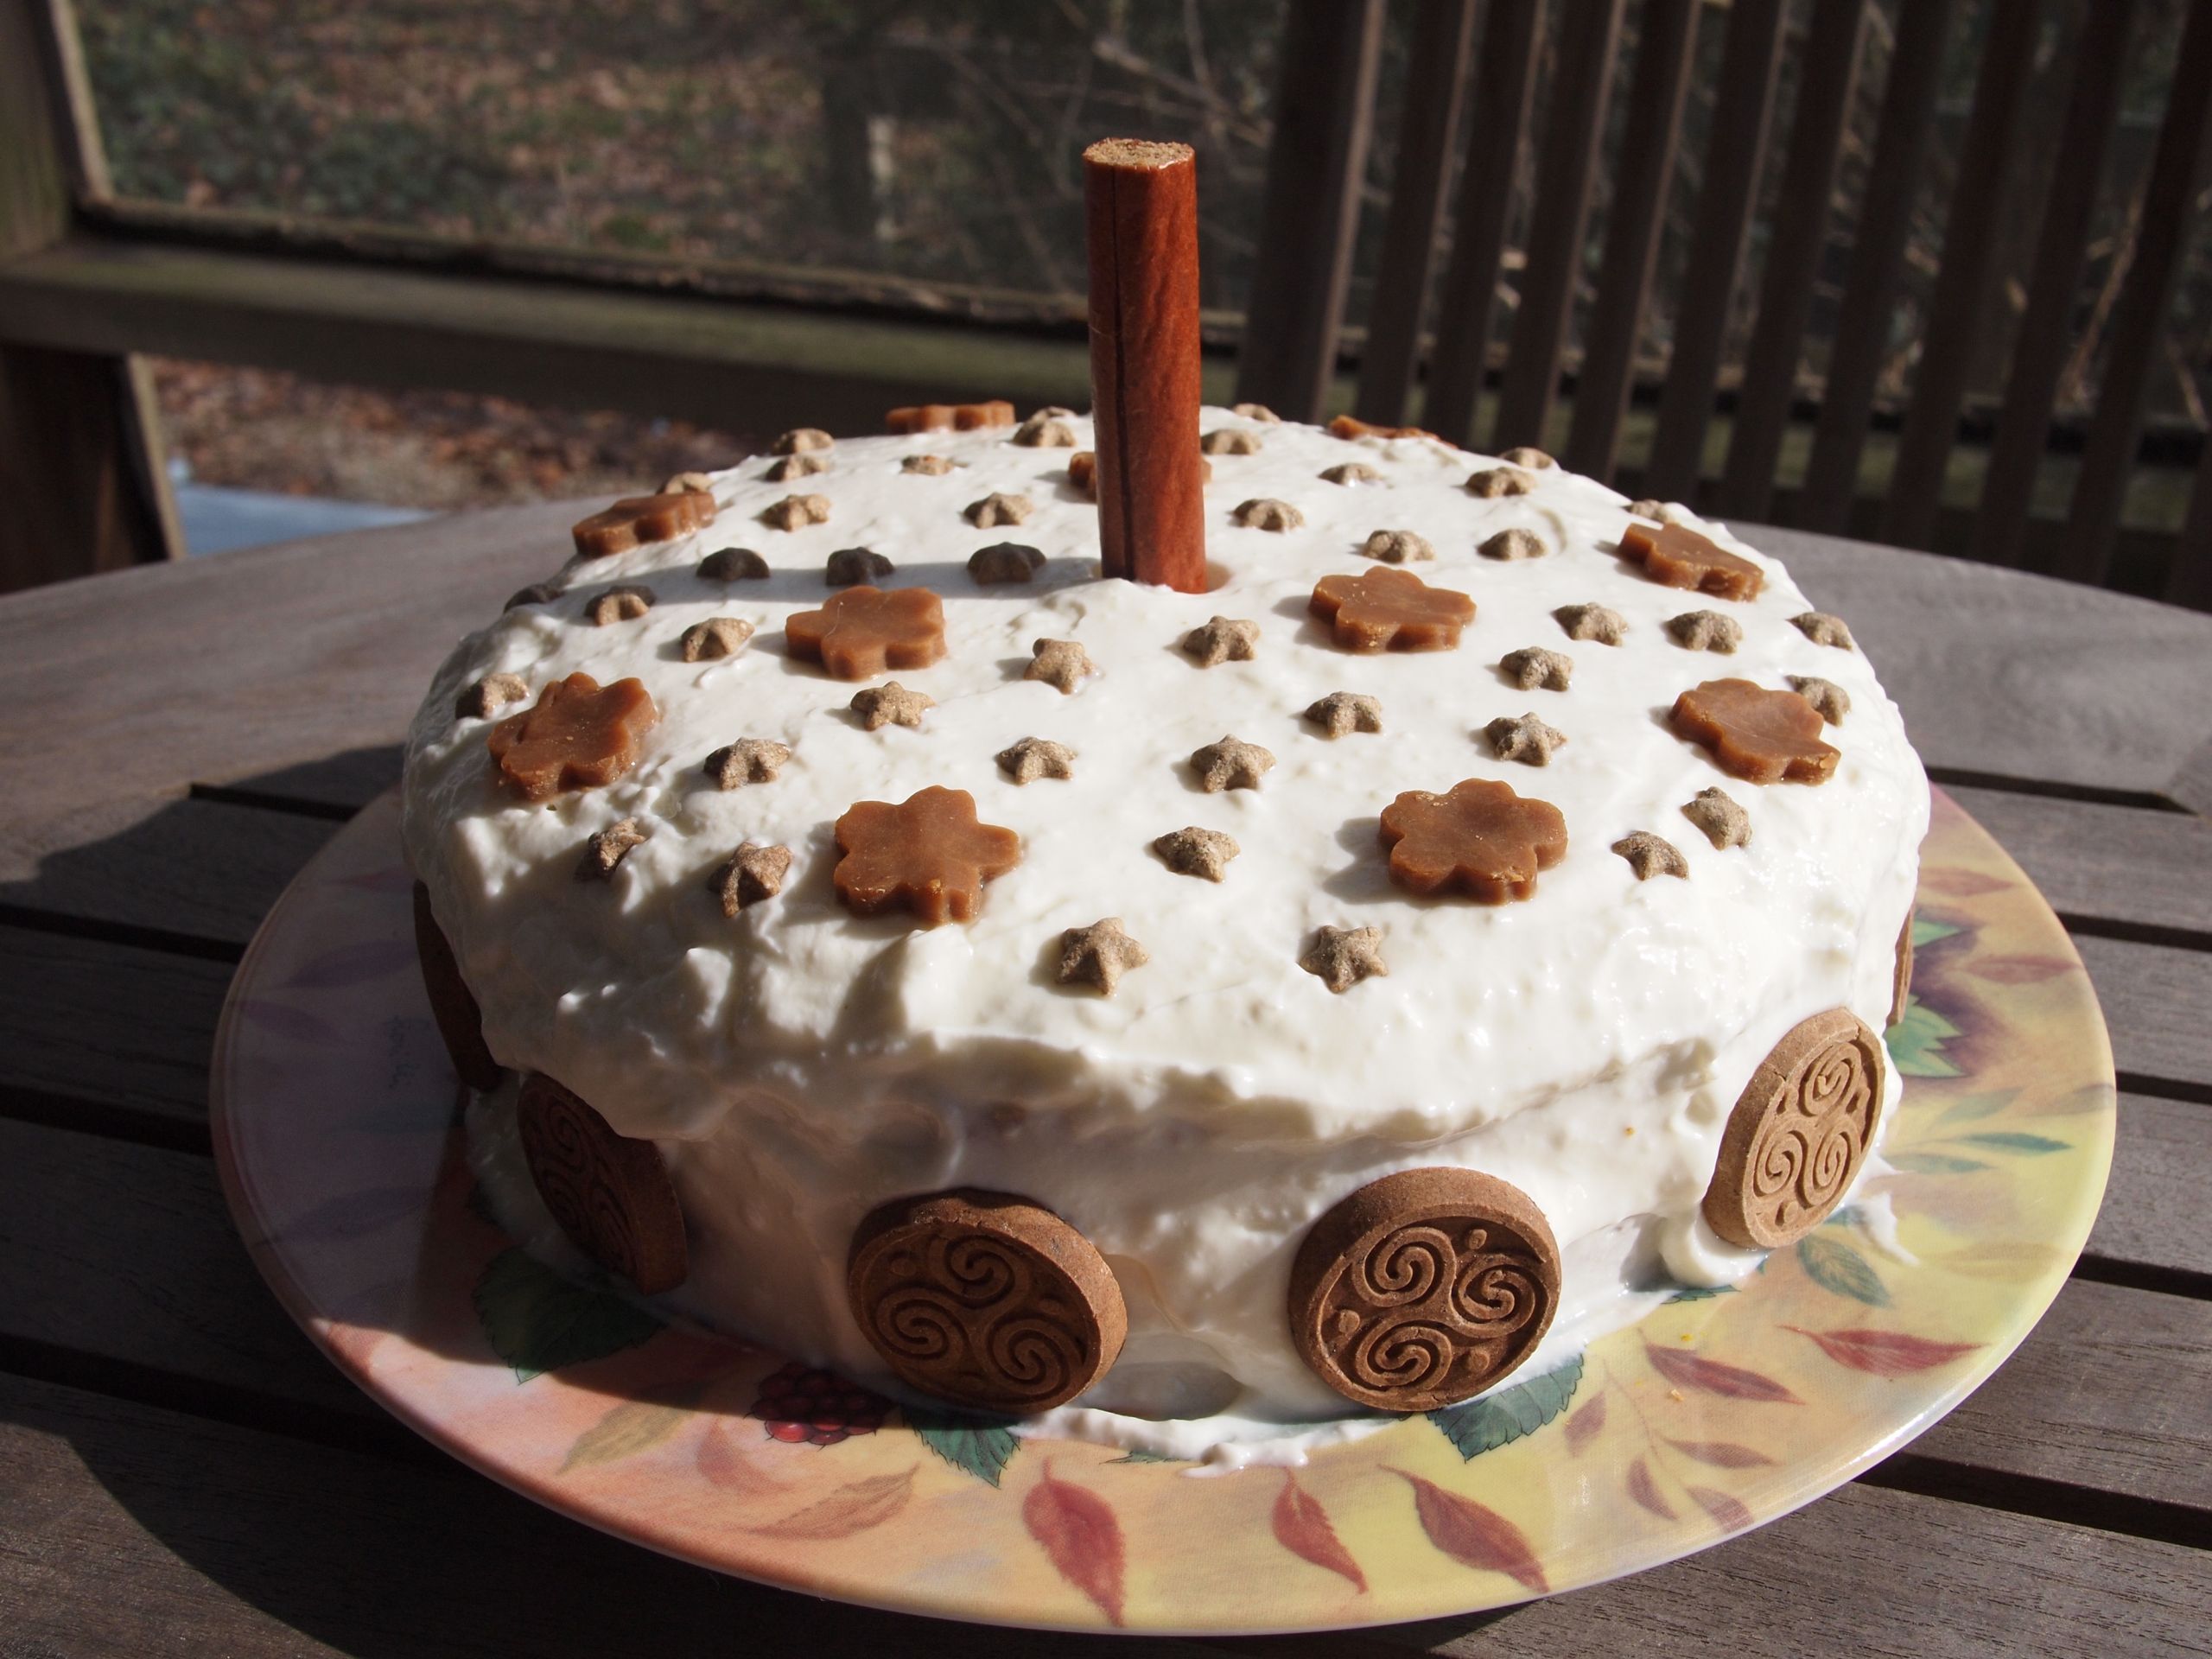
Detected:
left=2, top=0, right=2208, bottom=609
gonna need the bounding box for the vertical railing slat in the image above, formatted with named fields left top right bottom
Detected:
left=2055, top=0, right=2212, bottom=588
left=1354, top=0, right=1481, bottom=427
left=1796, top=0, right=1962, bottom=532
left=1970, top=0, right=2137, bottom=568
left=1424, top=0, right=1544, bottom=445
left=1233, top=0, right=1387, bottom=423
left=1563, top=0, right=1701, bottom=482
left=1494, top=0, right=1629, bottom=450
left=2171, top=431, right=2212, bottom=609
left=1878, top=0, right=2047, bottom=550
left=1643, top=0, right=1788, bottom=503
left=1716, top=0, right=1872, bottom=522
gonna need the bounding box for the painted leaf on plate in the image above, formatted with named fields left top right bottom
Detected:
left=1886, top=998, right=1965, bottom=1077
left=1643, top=1341, right=1802, bottom=1404
left=1272, top=1473, right=1367, bottom=1592
left=1886, top=1151, right=1990, bottom=1176
left=1796, top=1234, right=1890, bottom=1306
left=1955, top=1131, right=2069, bottom=1156
left=1963, top=955, right=2076, bottom=984
left=1662, top=1283, right=1736, bottom=1305
left=560, top=1395, right=694, bottom=1472
left=1024, top=1462, right=1127, bottom=1625
left=1427, top=1355, right=1582, bottom=1460
left=1917, top=868, right=2010, bottom=899
left=1686, top=1484, right=1755, bottom=1532
left=1910, top=916, right=1964, bottom=949
left=235, top=998, right=347, bottom=1047
left=907, top=1410, right=1021, bottom=1488
left=283, top=938, right=421, bottom=989
left=471, top=1246, right=664, bottom=1382
left=1625, top=1456, right=1676, bottom=1520
left=1786, top=1326, right=1982, bottom=1376
left=749, top=1468, right=917, bottom=1540
left=1935, top=1090, right=2019, bottom=1125
left=1563, top=1393, right=1607, bottom=1454
left=1667, top=1439, right=1776, bottom=1469
left=695, top=1419, right=793, bottom=1494
left=1389, top=1469, right=1548, bottom=1595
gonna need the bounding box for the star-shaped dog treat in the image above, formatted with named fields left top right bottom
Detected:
left=1306, top=691, right=1383, bottom=738
left=1183, top=616, right=1261, bottom=666
left=704, top=738, right=791, bottom=789
left=1190, top=735, right=1274, bottom=791
left=1154, top=825, right=1239, bottom=880
left=785, top=586, right=947, bottom=680
left=1300, top=925, right=1388, bottom=993
left=1308, top=568, right=1475, bottom=652
left=1670, top=679, right=1840, bottom=785
left=831, top=787, right=1021, bottom=925
left=1377, top=778, right=1568, bottom=902
left=487, top=673, right=659, bottom=801
left=1486, top=712, right=1567, bottom=766
left=711, top=842, right=793, bottom=914
left=1058, top=918, right=1149, bottom=995
left=1025, top=639, right=1097, bottom=695
left=849, top=682, right=934, bottom=730
left=996, top=737, right=1075, bottom=785
left=1667, top=610, right=1742, bottom=652
left=1621, top=521, right=1764, bottom=601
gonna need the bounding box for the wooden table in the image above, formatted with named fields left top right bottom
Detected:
left=2, top=506, right=2207, bottom=1656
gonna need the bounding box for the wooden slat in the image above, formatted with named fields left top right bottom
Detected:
left=1642, top=0, right=1789, bottom=501
left=1908, top=1278, right=2212, bottom=1515
left=1715, top=0, right=1872, bottom=521
left=1353, top=0, right=1481, bottom=426
left=1231, top=0, right=1387, bottom=422
left=1562, top=0, right=1701, bottom=480
left=2171, top=425, right=2212, bottom=609
left=0, top=793, right=337, bottom=947
left=1878, top=0, right=2049, bottom=551
left=1969, top=1, right=2138, bottom=568
left=1796, top=0, right=1964, bottom=531
left=0, top=235, right=1104, bottom=442
left=1421, top=0, right=1544, bottom=444
left=1493, top=0, right=1628, bottom=451
left=0, top=925, right=227, bottom=1127
left=1941, top=785, right=2212, bottom=934
left=0, top=1118, right=374, bottom=1421
left=2056, top=0, right=2212, bottom=587
left=2073, top=932, right=2212, bottom=1090
left=2094, top=1092, right=2212, bottom=1282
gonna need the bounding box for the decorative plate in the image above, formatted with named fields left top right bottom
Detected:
left=211, top=789, right=2113, bottom=1634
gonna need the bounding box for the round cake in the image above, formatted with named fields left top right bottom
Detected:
left=402, top=403, right=1928, bottom=1447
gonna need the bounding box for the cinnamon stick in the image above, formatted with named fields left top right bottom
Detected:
left=1084, top=138, right=1207, bottom=592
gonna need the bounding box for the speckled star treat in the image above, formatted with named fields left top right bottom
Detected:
left=402, top=143, right=1928, bottom=1457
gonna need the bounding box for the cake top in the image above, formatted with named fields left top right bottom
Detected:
left=403, top=407, right=1925, bottom=1146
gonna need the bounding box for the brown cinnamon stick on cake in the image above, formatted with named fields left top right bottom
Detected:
left=1084, top=138, right=1207, bottom=593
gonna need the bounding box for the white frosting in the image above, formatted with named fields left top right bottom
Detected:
left=403, top=409, right=1928, bottom=1433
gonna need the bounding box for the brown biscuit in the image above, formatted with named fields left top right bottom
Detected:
left=411, top=880, right=501, bottom=1092
left=1703, top=1008, right=1885, bottom=1249
left=570, top=488, right=717, bottom=559
left=846, top=1188, right=1126, bottom=1412
left=1289, top=1167, right=1560, bottom=1412
left=518, top=1073, right=688, bottom=1294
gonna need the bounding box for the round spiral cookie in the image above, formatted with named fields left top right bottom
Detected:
left=1288, top=1167, right=1560, bottom=1413
left=517, top=1073, right=689, bottom=1294
left=846, top=1189, right=1127, bottom=1412
left=1703, top=1007, right=1886, bottom=1249
left=1890, top=907, right=1916, bottom=1028
left=411, top=881, right=501, bottom=1092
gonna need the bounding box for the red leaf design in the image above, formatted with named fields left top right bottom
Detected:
left=1024, top=1461, right=1127, bottom=1625
left=1686, top=1484, right=1755, bottom=1533
left=1918, top=868, right=2011, bottom=898
left=1785, top=1326, right=1982, bottom=1376
left=695, top=1419, right=790, bottom=1494
left=1668, top=1439, right=1776, bottom=1469
left=236, top=998, right=346, bottom=1046
left=283, top=938, right=421, bottom=988
left=1272, top=1473, right=1367, bottom=1593
left=1563, top=1393, right=1608, bottom=1454
left=335, top=865, right=418, bottom=893
left=748, top=1467, right=915, bottom=1540
left=1643, top=1340, right=1802, bottom=1404
left=1625, top=1456, right=1676, bottom=1520
left=1389, top=1468, right=1548, bottom=1595
left=1963, top=955, right=2077, bottom=984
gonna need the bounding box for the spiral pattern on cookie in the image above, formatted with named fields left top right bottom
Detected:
left=515, top=1073, right=686, bottom=1293
left=1745, top=1029, right=1877, bottom=1232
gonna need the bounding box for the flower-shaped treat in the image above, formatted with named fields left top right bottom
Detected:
left=785, top=586, right=947, bottom=680
left=1377, top=778, right=1568, bottom=902
left=570, top=488, right=717, bottom=559
left=832, top=786, right=1021, bottom=925
left=1670, top=678, right=1840, bottom=785
left=1308, top=568, right=1475, bottom=652
left=1621, top=521, right=1764, bottom=601
left=486, top=673, right=658, bottom=801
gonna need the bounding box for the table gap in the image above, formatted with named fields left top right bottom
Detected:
left=2071, top=1254, right=2212, bottom=1305
left=1923, top=766, right=2196, bottom=816
left=1861, top=1453, right=2212, bottom=1554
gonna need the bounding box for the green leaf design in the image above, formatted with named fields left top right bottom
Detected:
left=906, top=1409, right=1021, bottom=1487
left=1796, top=1234, right=1890, bottom=1306
left=1936, top=1090, right=2020, bottom=1126
left=1886, top=997, right=1964, bottom=1077
left=1955, top=1131, right=2070, bottom=1156
left=1427, top=1355, right=1583, bottom=1460
left=471, top=1247, right=664, bottom=1382
left=1662, top=1284, right=1738, bottom=1305
left=1824, top=1205, right=1864, bottom=1230
left=1887, top=1150, right=1990, bottom=1175
left=1106, top=1446, right=1185, bottom=1465
left=1910, top=917, right=1963, bottom=949
left=560, top=1397, right=692, bottom=1472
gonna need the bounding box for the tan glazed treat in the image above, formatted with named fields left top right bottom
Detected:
left=486, top=673, right=659, bottom=800
left=517, top=1073, right=689, bottom=1294
left=570, top=488, right=717, bottom=559
left=1289, top=1167, right=1561, bottom=1411
left=1671, top=679, right=1840, bottom=785
left=785, top=587, right=947, bottom=680
left=831, top=787, right=1021, bottom=925
left=1621, top=520, right=1765, bottom=601
left=1703, top=1009, right=1886, bottom=1249
left=847, top=1189, right=1128, bottom=1412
